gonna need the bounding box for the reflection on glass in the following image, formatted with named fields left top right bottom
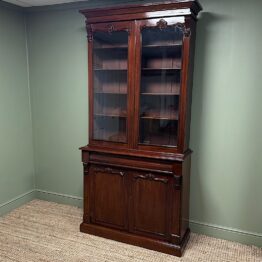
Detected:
left=139, top=26, right=183, bottom=147
left=93, top=31, right=128, bottom=143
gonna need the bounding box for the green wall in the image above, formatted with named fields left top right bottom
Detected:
left=1, top=0, right=261, bottom=247
left=27, top=9, right=88, bottom=201
left=0, top=4, right=35, bottom=215
left=26, top=0, right=262, bottom=246
left=190, top=0, right=262, bottom=246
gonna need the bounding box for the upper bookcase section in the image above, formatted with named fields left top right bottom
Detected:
left=80, top=0, right=203, bottom=23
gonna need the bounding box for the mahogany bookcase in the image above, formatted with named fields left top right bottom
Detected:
left=80, top=0, right=202, bottom=257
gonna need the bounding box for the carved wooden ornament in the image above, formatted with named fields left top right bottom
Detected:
left=107, top=24, right=115, bottom=34
left=86, top=24, right=93, bottom=42
left=157, top=19, right=168, bottom=30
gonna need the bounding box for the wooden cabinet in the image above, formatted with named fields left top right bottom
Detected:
left=80, top=0, right=202, bottom=257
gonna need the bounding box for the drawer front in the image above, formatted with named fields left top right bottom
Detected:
left=90, top=165, right=128, bottom=230
left=89, top=153, right=174, bottom=174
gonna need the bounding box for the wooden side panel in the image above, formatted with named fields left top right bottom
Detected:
left=169, top=163, right=183, bottom=244
left=83, top=163, right=91, bottom=223
left=82, top=151, right=91, bottom=223
left=184, top=17, right=197, bottom=151
left=181, top=155, right=191, bottom=238
left=177, top=18, right=192, bottom=153
left=90, top=165, right=128, bottom=230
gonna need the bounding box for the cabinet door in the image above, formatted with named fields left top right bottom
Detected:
left=130, top=171, right=172, bottom=240
left=88, top=21, right=134, bottom=148
left=90, top=165, right=128, bottom=230
left=133, top=17, right=190, bottom=151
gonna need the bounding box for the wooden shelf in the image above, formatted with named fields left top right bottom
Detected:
left=108, top=132, right=126, bottom=143
left=142, top=44, right=182, bottom=56
left=141, top=92, right=180, bottom=96
left=94, top=68, right=127, bottom=71
left=143, top=42, right=182, bottom=48
left=94, top=41, right=183, bottom=50
left=141, top=116, right=178, bottom=120
left=94, top=44, right=128, bottom=50
left=94, top=113, right=127, bottom=118
left=95, top=92, right=127, bottom=95
left=141, top=68, right=181, bottom=73
left=140, top=110, right=179, bottom=120
left=94, top=131, right=126, bottom=143
left=94, top=107, right=127, bottom=118
left=140, top=134, right=177, bottom=147
left=143, top=40, right=182, bottom=48
left=142, top=67, right=181, bottom=70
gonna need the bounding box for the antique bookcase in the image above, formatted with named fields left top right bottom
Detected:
left=80, top=0, right=202, bottom=257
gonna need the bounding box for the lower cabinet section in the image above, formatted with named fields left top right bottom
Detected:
left=81, top=157, right=191, bottom=257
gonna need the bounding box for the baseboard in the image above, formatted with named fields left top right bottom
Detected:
left=34, top=189, right=261, bottom=247
left=35, top=189, right=83, bottom=208
left=190, top=220, right=262, bottom=247
left=0, top=190, right=35, bottom=217
left=1, top=189, right=260, bottom=248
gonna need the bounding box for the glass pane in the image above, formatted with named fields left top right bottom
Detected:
left=93, top=30, right=128, bottom=143
left=139, top=26, right=183, bottom=147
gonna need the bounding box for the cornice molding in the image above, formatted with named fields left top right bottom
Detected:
left=80, top=0, right=202, bottom=19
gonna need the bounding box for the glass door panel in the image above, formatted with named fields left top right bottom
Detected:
left=93, top=30, right=128, bottom=143
left=139, top=25, right=183, bottom=147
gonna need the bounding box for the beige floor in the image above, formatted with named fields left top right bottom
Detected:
left=0, top=200, right=261, bottom=262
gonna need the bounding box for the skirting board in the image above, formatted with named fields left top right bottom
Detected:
left=190, top=220, right=262, bottom=247
left=35, top=189, right=83, bottom=208
left=0, top=190, right=35, bottom=217
left=35, top=189, right=262, bottom=247
left=1, top=189, right=261, bottom=248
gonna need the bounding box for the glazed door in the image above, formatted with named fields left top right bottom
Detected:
left=88, top=21, right=134, bottom=148
left=90, top=165, right=128, bottom=230
left=129, top=171, right=172, bottom=240
left=134, top=17, right=189, bottom=152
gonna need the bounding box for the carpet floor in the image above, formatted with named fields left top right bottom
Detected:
left=0, top=200, right=261, bottom=262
